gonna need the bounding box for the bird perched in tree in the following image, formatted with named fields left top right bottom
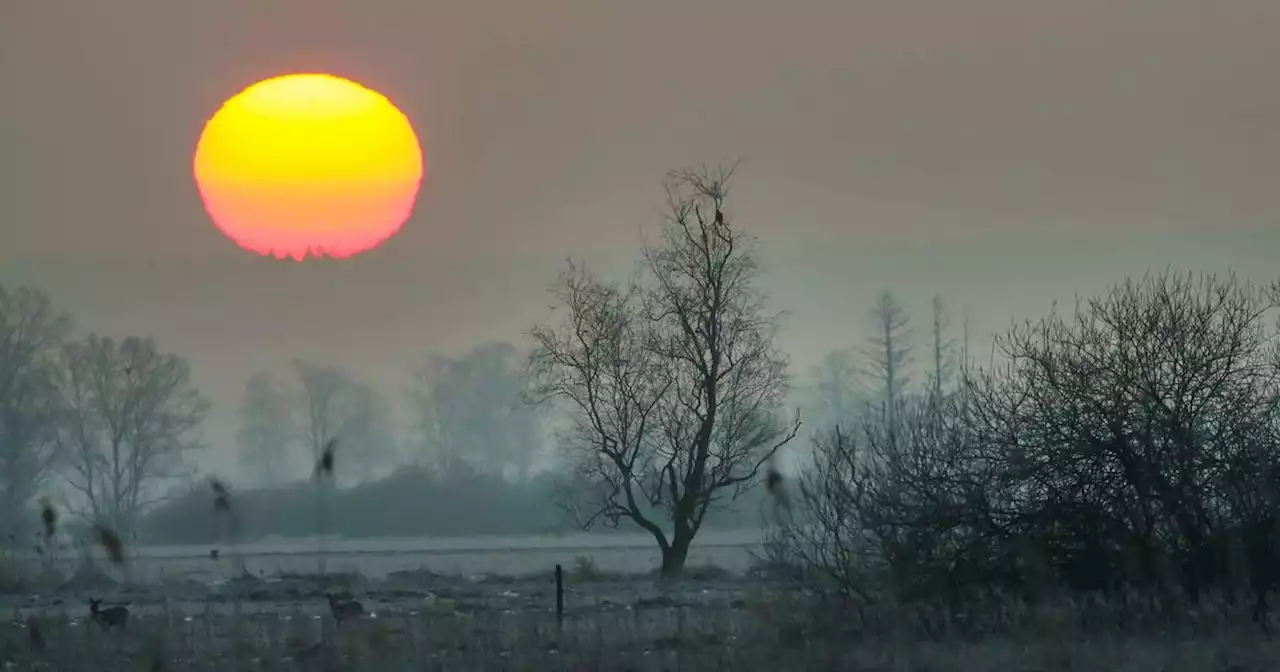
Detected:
left=26, top=616, right=46, bottom=654
left=95, top=525, right=125, bottom=565
left=211, top=478, right=231, bottom=512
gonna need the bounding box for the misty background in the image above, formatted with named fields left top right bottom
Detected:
left=3, top=0, right=1279, bottom=495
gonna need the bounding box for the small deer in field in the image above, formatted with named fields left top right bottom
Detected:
left=326, top=592, right=364, bottom=625
left=89, top=598, right=129, bottom=630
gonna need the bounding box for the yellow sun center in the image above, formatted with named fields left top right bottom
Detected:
left=193, top=73, right=424, bottom=260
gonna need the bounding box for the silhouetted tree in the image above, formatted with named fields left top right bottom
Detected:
left=530, top=163, right=799, bottom=577
left=0, top=284, right=70, bottom=543
left=975, top=272, right=1280, bottom=601
left=55, top=334, right=209, bottom=538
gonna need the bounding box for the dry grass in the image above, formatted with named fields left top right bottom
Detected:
left=5, top=497, right=1275, bottom=669
left=3, top=582, right=1280, bottom=671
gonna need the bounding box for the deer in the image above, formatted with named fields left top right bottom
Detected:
left=88, top=598, right=129, bottom=630
left=326, top=592, right=364, bottom=625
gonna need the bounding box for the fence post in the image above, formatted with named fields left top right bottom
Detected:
left=555, top=563, right=564, bottom=629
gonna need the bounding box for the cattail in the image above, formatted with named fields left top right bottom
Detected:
left=765, top=465, right=790, bottom=510
left=765, top=467, right=782, bottom=492
left=95, top=525, right=126, bottom=566
left=210, top=478, right=231, bottom=513
left=315, top=438, right=337, bottom=479
left=40, top=497, right=57, bottom=540
left=26, top=615, right=46, bottom=654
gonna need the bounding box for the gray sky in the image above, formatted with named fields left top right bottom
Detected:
left=3, top=0, right=1279, bottom=477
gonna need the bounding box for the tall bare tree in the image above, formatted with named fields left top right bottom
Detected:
left=863, top=290, right=914, bottom=429
left=927, top=295, right=957, bottom=402
left=530, top=164, right=799, bottom=576
left=55, top=334, right=209, bottom=537
left=0, top=284, right=70, bottom=543
left=236, top=372, right=296, bottom=487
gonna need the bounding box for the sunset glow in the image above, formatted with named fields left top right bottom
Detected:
left=193, top=73, right=423, bottom=260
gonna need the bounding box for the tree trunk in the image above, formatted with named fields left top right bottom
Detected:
left=660, top=525, right=694, bottom=578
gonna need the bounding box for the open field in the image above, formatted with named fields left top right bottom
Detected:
left=123, top=530, right=764, bottom=583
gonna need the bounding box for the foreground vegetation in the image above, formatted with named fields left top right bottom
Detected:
left=3, top=565, right=1280, bottom=671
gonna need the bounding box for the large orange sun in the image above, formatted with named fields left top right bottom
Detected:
left=193, top=73, right=423, bottom=260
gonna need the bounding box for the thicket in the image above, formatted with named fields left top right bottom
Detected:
left=769, top=271, right=1280, bottom=624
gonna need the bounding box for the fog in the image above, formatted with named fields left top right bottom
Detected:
left=3, top=0, right=1279, bottom=504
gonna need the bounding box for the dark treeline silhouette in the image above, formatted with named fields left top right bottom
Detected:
left=770, top=271, right=1280, bottom=624
left=139, top=464, right=772, bottom=544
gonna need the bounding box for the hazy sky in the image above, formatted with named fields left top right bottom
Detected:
left=3, top=0, right=1279, bottom=477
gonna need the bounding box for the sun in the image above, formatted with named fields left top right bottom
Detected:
left=193, top=73, right=423, bottom=261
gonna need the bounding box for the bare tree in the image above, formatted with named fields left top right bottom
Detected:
left=805, top=349, right=862, bottom=433
left=236, top=372, right=296, bottom=487
left=408, top=354, right=465, bottom=475
left=55, top=334, right=209, bottom=537
left=530, top=164, right=799, bottom=576
left=292, top=360, right=396, bottom=484
left=863, top=290, right=914, bottom=430
left=293, top=360, right=349, bottom=464
left=0, top=284, right=70, bottom=543
left=927, top=295, right=957, bottom=402
left=339, top=381, right=398, bottom=483
left=408, top=342, right=543, bottom=480
left=777, top=271, right=1280, bottom=613
left=979, top=272, right=1280, bottom=601
left=530, top=262, right=668, bottom=535
left=797, top=349, right=865, bottom=473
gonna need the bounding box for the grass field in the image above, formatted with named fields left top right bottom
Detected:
left=4, top=535, right=1280, bottom=670
left=123, top=530, right=762, bottom=583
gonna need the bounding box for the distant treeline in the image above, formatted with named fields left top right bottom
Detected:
left=139, top=466, right=771, bottom=545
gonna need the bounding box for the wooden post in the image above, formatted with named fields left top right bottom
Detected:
left=555, top=564, right=564, bottom=629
